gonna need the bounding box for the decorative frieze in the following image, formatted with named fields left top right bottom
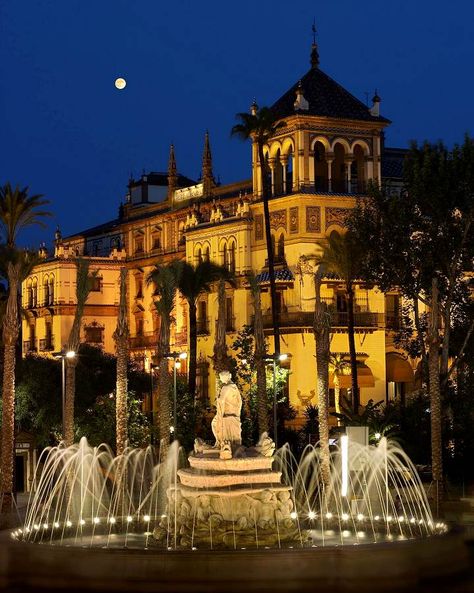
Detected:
left=289, top=207, right=299, bottom=234
left=270, top=209, right=287, bottom=231
left=325, top=207, right=351, bottom=230
left=255, top=214, right=264, bottom=241
left=305, top=206, right=321, bottom=232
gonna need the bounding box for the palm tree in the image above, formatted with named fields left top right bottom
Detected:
left=315, top=231, right=364, bottom=414
left=146, top=261, right=180, bottom=453
left=231, top=106, right=286, bottom=356
left=0, top=183, right=50, bottom=511
left=212, top=275, right=236, bottom=376
left=330, top=353, right=349, bottom=423
left=113, top=267, right=129, bottom=456
left=313, top=266, right=331, bottom=485
left=249, top=275, right=269, bottom=437
left=64, top=259, right=96, bottom=446
left=428, top=277, right=443, bottom=505
left=174, top=260, right=233, bottom=400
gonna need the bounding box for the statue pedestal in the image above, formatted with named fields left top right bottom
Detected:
left=154, top=448, right=297, bottom=548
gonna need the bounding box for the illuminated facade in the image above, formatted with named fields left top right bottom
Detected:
left=22, top=44, right=416, bottom=424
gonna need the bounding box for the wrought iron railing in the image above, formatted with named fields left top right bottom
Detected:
left=129, top=331, right=157, bottom=349
left=39, top=338, right=54, bottom=352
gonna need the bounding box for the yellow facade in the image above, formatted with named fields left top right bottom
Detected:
left=22, top=51, right=415, bottom=423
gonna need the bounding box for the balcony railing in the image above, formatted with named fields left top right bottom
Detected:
left=256, top=309, right=384, bottom=330
left=39, top=338, right=54, bottom=352
left=129, top=331, right=157, bottom=349
left=385, top=315, right=402, bottom=330
left=174, top=329, right=188, bottom=345
left=23, top=340, right=37, bottom=353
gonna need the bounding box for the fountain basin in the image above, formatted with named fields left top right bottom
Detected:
left=188, top=453, right=274, bottom=472
left=1, top=528, right=468, bottom=592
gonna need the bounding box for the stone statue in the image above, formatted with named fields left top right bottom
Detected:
left=211, top=370, right=242, bottom=449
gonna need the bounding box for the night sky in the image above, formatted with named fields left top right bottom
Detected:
left=1, top=0, right=473, bottom=247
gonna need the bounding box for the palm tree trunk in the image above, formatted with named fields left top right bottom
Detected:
left=188, top=301, right=198, bottom=399
left=156, top=310, right=172, bottom=457
left=114, top=268, right=129, bottom=456
left=429, top=277, right=443, bottom=497
left=334, top=373, right=341, bottom=425
left=212, top=279, right=231, bottom=375
left=347, top=284, right=359, bottom=414
left=253, top=284, right=268, bottom=437
left=1, top=262, right=21, bottom=512
left=314, top=273, right=330, bottom=486
left=64, top=358, right=77, bottom=446
left=258, top=142, right=280, bottom=357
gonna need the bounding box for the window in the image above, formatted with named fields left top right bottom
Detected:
left=32, top=281, right=38, bottom=307
left=43, top=280, right=50, bottom=306
left=385, top=294, right=401, bottom=329
left=222, top=244, right=227, bottom=267
left=197, top=301, right=208, bottom=334
left=228, top=242, right=236, bottom=273
left=87, top=276, right=101, bottom=292
left=196, top=360, right=209, bottom=402
left=135, top=237, right=144, bottom=254
left=152, top=234, right=161, bottom=250
left=204, top=245, right=210, bottom=262
left=277, top=234, right=285, bottom=260
left=85, top=326, right=103, bottom=344
left=26, top=282, right=33, bottom=308
left=49, top=278, right=54, bottom=304
left=136, top=317, right=144, bottom=336
left=135, top=275, right=144, bottom=299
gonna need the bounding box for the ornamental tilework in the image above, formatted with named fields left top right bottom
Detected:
left=305, top=206, right=321, bottom=232
left=255, top=214, right=264, bottom=240
left=325, top=207, right=351, bottom=230
left=289, top=207, right=299, bottom=233
left=270, top=209, right=287, bottom=231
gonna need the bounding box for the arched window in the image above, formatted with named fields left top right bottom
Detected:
left=204, top=245, right=210, bottom=262
left=314, top=141, right=328, bottom=191
left=43, top=278, right=50, bottom=306
left=273, top=149, right=284, bottom=196
left=332, top=143, right=347, bottom=193
left=286, top=147, right=294, bottom=193
left=26, top=280, right=33, bottom=308
left=32, top=279, right=38, bottom=307
left=49, top=277, right=54, bottom=305
left=228, top=242, right=236, bottom=273
left=196, top=247, right=202, bottom=265
left=197, top=300, right=208, bottom=334
left=222, top=243, right=227, bottom=268
left=178, top=221, right=185, bottom=245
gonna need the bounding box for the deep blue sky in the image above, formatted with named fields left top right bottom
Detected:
left=1, top=0, right=473, bottom=247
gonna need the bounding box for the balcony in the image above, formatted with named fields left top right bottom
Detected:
left=39, top=338, right=55, bottom=352
left=256, top=309, right=384, bottom=331
left=23, top=340, right=37, bottom=353
left=129, top=331, right=157, bottom=349
left=174, top=329, right=188, bottom=346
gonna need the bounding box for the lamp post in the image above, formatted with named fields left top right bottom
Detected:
left=264, top=353, right=288, bottom=449
left=53, top=350, right=76, bottom=439
left=166, top=351, right=187, bottom=439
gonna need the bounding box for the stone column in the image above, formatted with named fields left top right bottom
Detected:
left=268, top=158, right=276, bottom=197
left=326, top=152, right=334, bottom=193
left=280, top=155, right=288, bottom=194
left=345, top=157, right=354, bottom=193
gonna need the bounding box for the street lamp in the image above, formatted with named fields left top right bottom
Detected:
left=165, top=351, right=187, bottom=438
left=53, top=350, right=76, bottom=439
left=264, top=353, right=288, bottom=449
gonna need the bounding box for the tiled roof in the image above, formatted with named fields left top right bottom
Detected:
left=256, top=268, right=294, bottom=284
left=271, top=67, right=390, bottom=123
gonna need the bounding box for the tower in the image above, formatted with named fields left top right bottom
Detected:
left=167, top=144, right=178, bottom=201
left=201, top=130, right=215, bottom=197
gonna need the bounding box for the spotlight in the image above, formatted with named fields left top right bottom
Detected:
left=143, top=515, right=151, bottom=522
left=308, top=511, right=316, bottom=520
left=127, top=516, right=133, bottom=523
left=93, top=517, right=100, bottom=525
left=341, top=513, right=349, bottom=521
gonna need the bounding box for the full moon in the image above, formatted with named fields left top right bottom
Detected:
left=115, top=77, right=126, bottom=90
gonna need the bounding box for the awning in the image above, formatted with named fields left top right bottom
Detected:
left=329, top=363, right=375, bottom=389
left=386, top=353, right=414, bottom=383
left=255, top=268, right=294, bottom=283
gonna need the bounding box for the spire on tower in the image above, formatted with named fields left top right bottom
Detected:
left=310, top=19, right=320, bottom=68
left=167, top=143, right=178, bottom=200
left=201, top=130, right=215, bottom=196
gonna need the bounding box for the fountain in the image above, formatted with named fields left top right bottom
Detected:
left=3, top=372, right=468, bottom=591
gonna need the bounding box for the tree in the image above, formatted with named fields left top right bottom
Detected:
left=174, top=259, right=233, bottom=400
left=64, top=259, right=95, bottom=446
left=349, top=137, right=474, bottom=493
left=113, top=268, right=129, bottom=455
left=146, top=261, right=180, bottom=454
left=315, top=231, right=364, bottom=413
left=231, top=106, right=286, bottom=356
left=330, top=353, right=349, bottom=422
left=0, top=182, right=50, bottom=511
left=313, top=266, right=330, bottom=484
